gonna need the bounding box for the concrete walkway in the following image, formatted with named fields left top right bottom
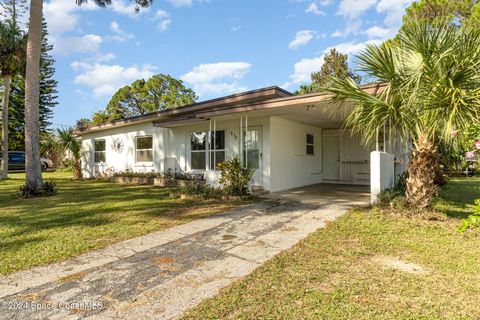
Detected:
left=0, top=184, right=369, bottom=320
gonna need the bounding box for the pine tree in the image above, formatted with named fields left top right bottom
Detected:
left=8, top=20, right=57, bottom=150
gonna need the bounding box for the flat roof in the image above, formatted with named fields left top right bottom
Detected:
left=76, top=86, right=292, bottom=135
left=76, top=83, right=386, bottom=135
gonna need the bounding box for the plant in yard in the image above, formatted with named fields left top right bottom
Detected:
left=18, top=180, right=56, bottom=198
left=23, top=0, right=152, bottom=192
left=217, top=156, right=254, bottom=196
left=56, top=128, right=83, bottom=179
left=459, top=199, right=480, bottom=233
left=0, top=7, right=26, bottom=180
left=325, top=21, right=480, bottom=209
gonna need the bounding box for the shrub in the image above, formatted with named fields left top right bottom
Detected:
left=459, top=199, right=480, bottom=234
left=18, top=181, right=58, bottom=198
left=376, top=189, right=405, bottom=208
left=176, top=183, right=225, bottom=199
left=112, top=170, right=162, bottom=178
left=217, top=156, right=254, bottom=196
left=394, top=171, right=408, bottom=194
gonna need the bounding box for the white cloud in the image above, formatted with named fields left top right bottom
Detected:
left=109, top=21, right=134, bottom=42
left=166, top=0, right=208, bottom=7
left=71, top=62, right=157, bottom=96
left=109, top=0, right=150, bottom=16
left=289, top=30, right=316, bottom=49
left=167, top=0, right=193, bottom=6
left=155, top=10, right=172, bottom=31
left=364, top=26, right=392, bottom=40
left=331, top=19, right=362, bottom=37
left=376, top=0, right=414, bottom=26
left=52, top=34, right=103, bottom=56
left=283, top=39, right=383, bottom=88
left=326, top=40, right=382, bottom=56
left=305, top=3, right=326, bottom=16
left=181, top=62, right=252, bottom=96
left=337, top=0, right=377, bottom=19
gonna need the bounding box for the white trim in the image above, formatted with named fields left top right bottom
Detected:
left=93, top=139, right=106, bottom=164
left=135, top=135, right=153, bottom=164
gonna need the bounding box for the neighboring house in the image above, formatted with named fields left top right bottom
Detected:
left=77, top=85, right=407, bottom=193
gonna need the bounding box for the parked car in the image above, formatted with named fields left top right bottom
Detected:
left=0, top=151, right=53, bottom=171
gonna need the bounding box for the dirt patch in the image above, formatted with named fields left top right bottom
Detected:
left=281, top=226, right=298, bottom=232
left=371, top=255, right=428, bottom=274
left=57, top=271, right=87, bottom=283
left=154, top=256, right=177, bottom=272
left=222, top=235, right=237, bottom=241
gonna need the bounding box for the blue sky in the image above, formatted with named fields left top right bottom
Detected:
left=39, top=0, right=414, bottom=127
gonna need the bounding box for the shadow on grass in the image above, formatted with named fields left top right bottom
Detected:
left=435, top=178, right=480, bottom=219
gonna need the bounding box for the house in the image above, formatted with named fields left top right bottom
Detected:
left=77, top=85, right=407, bottom=193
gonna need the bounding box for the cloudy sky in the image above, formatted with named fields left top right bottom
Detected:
left=36, top=0, right=413, bottom=127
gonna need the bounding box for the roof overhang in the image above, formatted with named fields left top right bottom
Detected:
left=76, top=86, right=292, bottom=135
left=77, top=83, right=386, bottom=135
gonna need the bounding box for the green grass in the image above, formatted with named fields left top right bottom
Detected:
left=0, top=171, right=248, bottom=275
left=183, top=178, right=480, bottom=320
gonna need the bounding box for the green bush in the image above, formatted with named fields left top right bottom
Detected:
left=17, top=181, right=57, bottom=198
left=112, top=170, right=162, bottom=178
left=376, top=189, right=405, bottom=208
left=217, top=156, right=254, bottom=196
left=459, top=199, right=480, bottom=233
left=177, top=183, right=225, bottom=199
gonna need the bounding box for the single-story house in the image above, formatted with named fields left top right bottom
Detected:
left=77, top=85, right=408, bottom=193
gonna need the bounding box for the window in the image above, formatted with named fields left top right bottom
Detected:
left=191, top=132, right=207, bottom=170
left=94, top=140, right=106, bottom=163
left=306, top=133, right=314, bottom=155
left=190, top=130, right=225, bottom=170
left=136, top=136, right=153, bottom=162
left=209, top=130, right=225, bottom=170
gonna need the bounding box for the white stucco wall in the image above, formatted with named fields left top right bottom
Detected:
left=269, top=116, right=323, bottom=192
left=81, top=122, right=165, bottom=178
left=80, top=117, right=271, bottom=191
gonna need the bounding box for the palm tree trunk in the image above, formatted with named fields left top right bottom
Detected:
left=1, top=75, right=11, bottom=180
left=24, top=0, right=43, bottom=190
left=406, top=134, right=437, bottom=209
left=73, top=158, right=83, bottom=179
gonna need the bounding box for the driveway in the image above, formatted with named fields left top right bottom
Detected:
left=0, top=184, right=369, bottom=320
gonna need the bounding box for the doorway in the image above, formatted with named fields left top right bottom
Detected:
left=323, top=134, right=340, bottom=181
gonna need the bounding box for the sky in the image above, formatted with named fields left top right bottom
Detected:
left=36, top=0, right=414, bottom=127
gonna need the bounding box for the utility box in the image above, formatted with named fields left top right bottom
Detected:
left=370, top=151, right=395, bottom=204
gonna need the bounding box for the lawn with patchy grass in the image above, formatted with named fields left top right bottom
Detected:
left=183, top=177, right=480, bottom=320
left=0, top=171, right=249, bottom=275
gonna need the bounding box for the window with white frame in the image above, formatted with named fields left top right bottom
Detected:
left=209, top=130, right=225, bottom=170
left=306, top=133, right=314, bottom=155
left=94, top=139, right=106, bottom=163
left=190, top=130, right=225, bottom=170
left=136, top=136, right=153, bottom=162
left=191, top=132, right=207, bottom=170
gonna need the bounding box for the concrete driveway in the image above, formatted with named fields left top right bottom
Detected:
left=0, top=184, right=369, bottom=320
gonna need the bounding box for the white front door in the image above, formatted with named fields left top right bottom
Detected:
left=243, top=127, right=263, bottom=186
left=323, top=135, right=340, bottom=181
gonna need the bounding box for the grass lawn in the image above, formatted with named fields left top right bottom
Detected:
left=0, top=171, right=250, bottom=276
left=183, top=177, right=480, bottom=320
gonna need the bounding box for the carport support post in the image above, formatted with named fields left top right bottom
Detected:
left=370, top=151, right=395, bottom=204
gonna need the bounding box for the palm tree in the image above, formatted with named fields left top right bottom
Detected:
left=0, top=20, right=26, bottom=180
left=325, top=22, right=480, bottom=208
left=56, top=128, right=83, bottom=179
left=24, top=0, right=152, bottom=191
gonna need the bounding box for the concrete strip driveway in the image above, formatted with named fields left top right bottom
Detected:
left=0, top=184, right=369, bottom=320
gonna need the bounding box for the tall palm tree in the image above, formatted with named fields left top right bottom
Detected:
left=0, top=20, right=26, bottom=180
left=24, top=0, right=152, bottom=191
left=325, top=22, right=480, bottom=208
